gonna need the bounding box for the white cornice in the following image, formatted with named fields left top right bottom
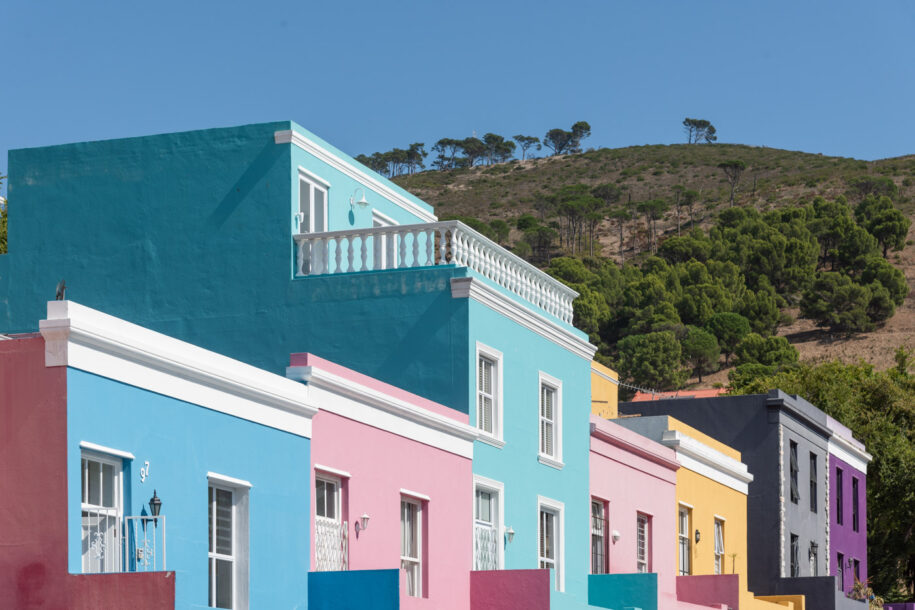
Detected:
left=591, top=364, right=619, bottom=385
left=828, top=433, right=871, bottom=474
left=451, top=277, right=597, bottom=361
left=39, top=301, right=317, bottom=438
left=286, top=365, right=477, bottom=459
left=589, top=422, right=681, bottom=472
left=661, top=430, right=754, bottom=494
left=276, top=130, right=437, bottom=223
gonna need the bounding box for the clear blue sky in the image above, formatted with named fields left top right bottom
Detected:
left=3, top=1, right=915, bottom=195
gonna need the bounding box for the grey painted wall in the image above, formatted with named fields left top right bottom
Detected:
left=619, top=390, right=832, bottom=599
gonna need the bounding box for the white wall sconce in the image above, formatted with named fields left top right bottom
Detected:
left=505, top=526, right=515, bottom=544
left=355, top=513, right=370, bottom=533
left=294, top=212, right=305, bottom=226
left=611, top=529, right=621, bottom=544
left=350, top=188, right=369, bottom=211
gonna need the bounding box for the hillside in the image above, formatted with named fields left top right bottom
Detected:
left=394, top=144, right=915, bottom=381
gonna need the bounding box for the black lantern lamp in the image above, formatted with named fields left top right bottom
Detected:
left=695, top=529, right=701, bottom=544
left=149, top=489, right=162, bottom=526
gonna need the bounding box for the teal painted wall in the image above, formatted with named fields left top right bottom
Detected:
left=66, top=368, right=311, bottom=609
left=588, top=573, right=659, bottom=610
left=308, top=570, right=400, bottom=610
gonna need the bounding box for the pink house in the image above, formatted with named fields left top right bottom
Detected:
left=287, top=353, right=477, bottom=610
left=589, top=415, right=713, bottom=610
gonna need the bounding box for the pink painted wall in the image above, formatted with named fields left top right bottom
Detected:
left=677, top=574, right=740, bottom=609
left=470, top=569, right=551, bottom=610
left=300, top=354, right=473, bottom=610
left=589, top=415, right=682, bottom=608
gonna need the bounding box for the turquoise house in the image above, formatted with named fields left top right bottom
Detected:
left=2, top=122, right=605, bottom=608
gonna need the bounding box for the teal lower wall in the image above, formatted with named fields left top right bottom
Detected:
left=588, top=573, right=658, bottom=610
left=309, top=570, right=400, bottom=610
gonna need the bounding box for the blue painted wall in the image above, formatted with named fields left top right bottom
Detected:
left=66, top=368, right=311, bottom=609
left=588, top=573, right=659, bottom=610
left=308, top=570, right=400, bottom=610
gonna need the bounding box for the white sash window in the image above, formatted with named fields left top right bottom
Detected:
left=678, top=506, right=691, bottom=576
left=401, top=499, right=422, bottom=597
left=81, top=453, right=122, bottom=573
left=714, top=519, right=725, bottom=574
left=637, top=513, right=650, bottom=573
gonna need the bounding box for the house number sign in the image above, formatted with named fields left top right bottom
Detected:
left=140, top=461, right=150, bottom=482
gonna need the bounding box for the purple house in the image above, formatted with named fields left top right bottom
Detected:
left=827, top=415, right=871, bottom=595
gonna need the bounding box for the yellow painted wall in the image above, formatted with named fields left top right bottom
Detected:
left=591, top=361, right=619, bottom=419
left=670, top=417, right=788, bottom=610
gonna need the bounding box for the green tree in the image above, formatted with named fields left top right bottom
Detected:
left=489, top=219, right=510, bottom=245
left=733, top=333, right=798, bottom=367
left=718, top=160, right=747, bottom=206
left=482, top=133, right=515, bottom=165
left=681, top=325, right=720, bottom=382
left=801, top=272, right=875, bottom=333
left=543, top=128, right=573, bottom=156
left=856, top=195, right=911, bottom=257
left=617, top=331, right=686, bottom=390
left=862, top=256, right=908, bottom=306
left=682, top=118, right=717, bottom=143
left=460, top=137, right=487, bottom=167
left=512, top=135, right=541, bottom=160
left=705, top=312, right=751, bottom=365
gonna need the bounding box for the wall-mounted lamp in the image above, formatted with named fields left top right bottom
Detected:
left=355, top=513, right=370, bottom=533
left=809, top=542, right=819, bottom=558
left=505, top=526, right=515, bottom=544
left=611, top=529, right=621, bottom=544
left=350, top=188, right=370, bottom=211
left=294, top=211, right=305, bottom=227
left=149, top=490, right=162, bottom=527
left=695, top=529, right=701, bottom=544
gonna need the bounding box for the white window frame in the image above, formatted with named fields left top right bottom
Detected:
left=297, top=169, right=330, bottom=234
left=537, top=371, right=563, bottom=468
left=537, top=495, right=565, bottom=592
left=678, top=504, right=692, bottom=576
left=637, top=512, right=651, bottom=573
left=400, top=497, right=423, bottom=597
left=475, top=342, right=504, bottom=447
left=208, top=474, right=250, bottom=610
left=315, top=475, right=342, bottom=523
left=714, top=518, right=725, bottom=575
left=80, top=450, right=124, bottom=574
left=590, top=498, right=608, bottom=574
left=472, top=475, right=505, bottom=570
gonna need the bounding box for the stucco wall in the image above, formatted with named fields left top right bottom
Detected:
left=590, top=362, right=619, bottom=420
left=829, top=454, right=867, bottom=594
left=66, top=368, right=310, bottom=609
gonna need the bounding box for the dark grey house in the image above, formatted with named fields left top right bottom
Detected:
left=619, top=390, right=864, bottom=610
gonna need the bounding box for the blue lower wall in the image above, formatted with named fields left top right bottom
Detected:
left=309, top=570, right=400, bottom=610
left=588, top=573, right=658, bottom=610
left=66, top=368, right=311, bottom=609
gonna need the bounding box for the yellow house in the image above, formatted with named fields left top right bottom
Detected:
left=590, top=361, right=619, bottom=419
left=615, top=414, right=805, bottom=610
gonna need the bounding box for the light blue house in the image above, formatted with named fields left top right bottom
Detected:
left=2, top=122, right=603, bottom=608
left=40, top=299, right=316, bottom=609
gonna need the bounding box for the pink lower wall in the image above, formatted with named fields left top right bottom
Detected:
left=589, top=415, right=681, bottom=608
left=677, top=574, right=740, bottom=609
left=311, top=408, right=473, bottom=610
left=470, top=569, right=551, bottom=610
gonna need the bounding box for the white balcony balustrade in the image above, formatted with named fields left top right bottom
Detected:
left=315, top=519, right=348, bottom=571
left=294, top=221, right=576, bottom=324
left=81, top=511, right=166, bottom=573
left=473, top=523, right=499, bottom=571
left=123, top=516, right=166, bottom=572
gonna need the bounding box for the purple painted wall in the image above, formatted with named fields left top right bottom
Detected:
left=830, top=453, right=867, bottom=595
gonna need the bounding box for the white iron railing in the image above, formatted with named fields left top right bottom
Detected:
left=82, top=507, right=121, bottom=573
left=123, top=516, right=166, bottom=572
left=474, top=523, right=499, bottom=571
left=294, top=221, right=577, bottom=325
left=315, top=519, right=348, bottom=571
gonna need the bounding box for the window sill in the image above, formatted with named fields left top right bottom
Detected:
left=478, top=435, right=505, bottom=449
left=538, top=455, right=564, bottom=470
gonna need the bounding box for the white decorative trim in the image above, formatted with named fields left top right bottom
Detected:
left=400, top=488, right=431, bottom=502
left=473, top=475, right=506, bottom=569
left=286, top=365, right=477, bottom=459
left=207, top=472, right=253, bottom=489
left=475, top=342, right=504, bottom=443
left=297, top=166, right=332, bottom=188
left=40, top=302, right=317, bottom=438
left=827, top=434, right=871, bottom=474
left=478, top=436, right=505, bottom=449
left=538, top=455, right=565, bottom=470
left=678, top=501, right=695, bottom=509
left=537, top=495, right=565, bottom=592
left=371, top=209, right=398, bottom=226
left=453, top=278, right=596, bottom=361
left=79, top=441, right=135, bottom=460
left=277, top=130, right=437, bottom=223
left=314, top=464, right=352, bottom=479
left=590, top=364, right=619, bottom=385
left=713, top=514, right=728, bottom=522
left=662, top=430, right=754, bottom=494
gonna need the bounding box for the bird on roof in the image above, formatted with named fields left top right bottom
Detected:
left=55, top=279, right=66, bottom=301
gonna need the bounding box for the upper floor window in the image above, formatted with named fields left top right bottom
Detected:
left=836, top=468, right=844, bottom=525
left=315, top=476, right=347, bottom=571
left=789, top=441, right=799, bottom=504
left=473, top=478, right=503, bottom=570
left=590, top=500, right=608, bottom=574
left=678, top=505, right=691, bottom=576
left=298, top=172, right=328, bottom=234
left=81, top=452, right=123, bottom=573
left=636, top=513, right=650, bottom=573
left=208, top=474, right=250, bottom=610
left=852, top=477, right=860, bottom=532
left=475, top=343, right=503, bottom=443
left=809, top=542, right=818, bottom=577
left=837, top=552, right=845, bottom=591
left=401, top=497, right=423, bottom=597
left=809, top=452, right=818, bottom=513
left=538, top=372, right=563, bottom=467
left=713, top=519, right=725, bottom=575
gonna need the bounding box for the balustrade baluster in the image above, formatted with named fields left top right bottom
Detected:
left=399, top=230, right=408, bottom=268
left=360, top=235, right=368, bottom=271
left=296, top=239, right=306, bottom=276
left=425, top=229, right=434, bottom=266
left=346, top=236, right=355, bottom=272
